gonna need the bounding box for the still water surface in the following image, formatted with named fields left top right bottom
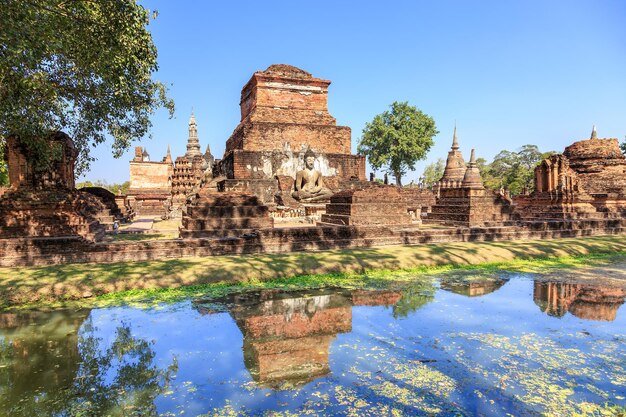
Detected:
left=1, top=272, right=625, bottom=416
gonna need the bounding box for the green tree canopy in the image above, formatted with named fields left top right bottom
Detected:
left=76, top=179, right=130, bottom=195
left=357, top=102, right=438, bottom=186
left=0, top=0, right=174, bottom=176
left=479, top=145, right=553, bottom=194
left=420, top=158, right=445, bottom=187
left=0, top=145, right=7, bottom=186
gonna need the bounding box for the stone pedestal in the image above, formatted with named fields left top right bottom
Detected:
left=180, top=192, right=273, bottom=238
left=320, top=186, right=413, bottom=226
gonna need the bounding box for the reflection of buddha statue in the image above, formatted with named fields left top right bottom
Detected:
left=291, top=149, right=333, bottom=202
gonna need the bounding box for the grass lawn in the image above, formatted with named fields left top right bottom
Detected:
left=1, top=235, right=626, bottom=310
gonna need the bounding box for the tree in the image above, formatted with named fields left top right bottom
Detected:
left=420, top=158, right=445, bottom=187
left=481, top=145, right=553, bottom=194
left=621, top=137, right=626, bottom=155
left=358, top=102, right=438, bottom=186
left=0, top=145, right=7, bottom=186
left=0, top=0, right=174, bottom=176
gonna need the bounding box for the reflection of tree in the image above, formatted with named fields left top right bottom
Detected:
left=65, top=319, right=178, bottom=416
left=0, top=310, right=88, bottom=416
left=0, top=312, right=177, bottom=416
left=393, top=280, right=436, bottom=319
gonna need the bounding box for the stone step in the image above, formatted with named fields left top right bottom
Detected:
left=181, top=216, right=273, bottom=230
left=186, top=205, right=269, bottom=218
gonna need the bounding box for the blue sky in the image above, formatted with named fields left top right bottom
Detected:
left=80, top=0, right=626, bottom=184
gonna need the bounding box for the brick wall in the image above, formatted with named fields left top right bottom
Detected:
left=129, top=161, right=172, bottom=190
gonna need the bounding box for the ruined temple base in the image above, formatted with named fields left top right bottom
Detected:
left=4, top=218, right=626, bottom=267
left=180, top=191, right=273, bottom=239
left=426, top=188, right=515, bottom=227
left=0, top=188, right=107, bottom=241
left=514, top=193, right=601, bottom=221
left=320, top=186, right=413, bottom=226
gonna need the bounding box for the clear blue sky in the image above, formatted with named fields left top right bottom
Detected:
left=80, top=0, right=626, bottom=184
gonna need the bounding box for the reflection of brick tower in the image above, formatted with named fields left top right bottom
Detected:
left=229, top=289, right=352, bottom=388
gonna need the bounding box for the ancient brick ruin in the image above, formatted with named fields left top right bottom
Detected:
left=170, top=112, right=215, bottom=217
left=216, top=64, right=366, bottom=207
left=513, top=127, right=626, bottom=220
left=0, top=132, right=108, bottom=241
left=200, top=288, right=401, bottom=388
left=321, top=186, right=414, bottom=226
left=127, top=145, right=173, bottom=216
left=125, top=112, right=215, bottom=218
left=180, top=191, right=272, bottom=239
left=426, top=136, right=514, bottom=227
left=3, top=60, right=626, bottom=268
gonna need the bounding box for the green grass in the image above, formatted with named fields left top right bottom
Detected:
left=87, top=251, right=626, bottom=310
left=2, top=235, right=626, bottom=310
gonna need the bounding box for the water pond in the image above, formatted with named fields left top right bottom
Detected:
left=1, top=270, right=625, bottom=416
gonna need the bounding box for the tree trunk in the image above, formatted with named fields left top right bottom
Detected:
left=394, top=172, right=402, bottom=186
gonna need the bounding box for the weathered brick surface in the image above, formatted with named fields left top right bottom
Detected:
left=228, top=64, right=348, bottom=153
left=180, top=191, right=273, bottom=238
left=227, top=122, right=352, bottom=155
left=7, top=133, right=77, bottom=189
left=322, top=186, right=415, bottom=226
left=220, top=64, right=365, bottom=195
left=1, top=133, right=107, bottom=241
left=427, top=187, right=514, bottom=227
left=514, top=154, right=603, bottom=220
left=563, top=138, right=626, bottom=202
left=3, top=219, right=626, bottom=267
left=128, top=146, right=173, bottom=216
left=222, top=150, right=365, bottom=182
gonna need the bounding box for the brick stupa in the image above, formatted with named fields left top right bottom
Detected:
left=427, top=133, right=514, bottom=227
left=218, top=64, right=366, bottom=204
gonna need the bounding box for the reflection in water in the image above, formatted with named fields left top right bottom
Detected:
left=534, top=281, right=626, bottom=321
left=0, top=310, right=89, bottom=415
left=1, top=274, right=625, bottom=416
left=0, top=310, right=177, bottom=416
left=440, top=277, right=508, bottom=297
left=218, top=289, right=404, bottom=388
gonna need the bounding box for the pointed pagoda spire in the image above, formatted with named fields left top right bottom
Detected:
left=462, top=148, right=484, bottom=189
left=164, top=144, right=172, bottom=163
left=185, top=110, right=202, bottom=158
left=439, top=124, right=465, bottom=184
left=590, top=125, right=598, bottom=140
left=451, top=124, right=459, bottom=150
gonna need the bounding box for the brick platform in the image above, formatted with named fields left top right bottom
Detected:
left=180, top=191, right=273, bottom=238
left=321, top=186, right=413, bottom=226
